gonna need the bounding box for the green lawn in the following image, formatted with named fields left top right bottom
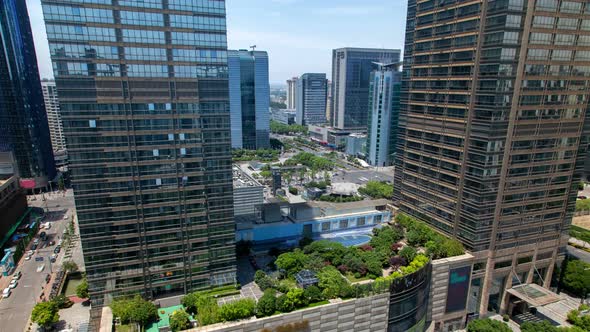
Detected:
left=115, top=324, right=138, bottom=332
left=345, top=273, right=371, bottom=283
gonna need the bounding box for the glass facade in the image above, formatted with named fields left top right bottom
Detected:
left=387, top=260, right=431, bottom=332
left=228, top=50, right=270, bottom=150
left=296, top=73, right=328, bottom=126
left=330, top=48, right=401, bottom=130
left=0, top=0, right=55, bottom=188
left=41, top=0, right=236, bottom=325
left=367, top=64, right=401, bottom=167
left=396, top=0, right=590, bottom=315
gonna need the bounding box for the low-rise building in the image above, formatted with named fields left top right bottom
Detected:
left=233, top=165, right=264, bottom=220
left=270, top=108, right=296, bottom=125
left=345, top=133, right=367, bottom=157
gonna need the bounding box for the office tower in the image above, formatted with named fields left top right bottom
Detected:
left=286, top=77, right=298, bottom=109
left=330, top=47, right=401, bottom=130
left=41, top=0, right=236, bottom=324
left=296, top=73, right=328, bottom=126
left=326, top=80, right=333, bottom=123
left=395, top=0, right=590, bottom=316
left=42, top=80, right=66, bottom=153
left=0, top=0, right=55, bottom=190
left=228, top=49, right=270, bottom=150
left=367, top=63, right=401, bottom=167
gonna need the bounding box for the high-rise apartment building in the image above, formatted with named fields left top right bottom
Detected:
left=367, top=63, right=401, bottom=167
left=330, top=47, right=400, bottom=130
left=296, top=73, right=327, bottom=125
left=42, top=80, right=66, bottom=152
left=0, top=0, right=55, bottom=189
left=395, top=0, right=590, bottom=316
left=228, top=49, right=270, bottom=149
left=286, top=77, right=298, bottom=109
left=41, top=0, right=236, bottom=324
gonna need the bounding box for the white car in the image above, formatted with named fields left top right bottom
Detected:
left=2, top=288, right=10, bottom=298
left=33, top=238, right=39, bottom=245
left=24, top=255, right=32, bottom=261
left=12, top=271, right=21, bottom=280
left=8, top=280, right=17, bottom=289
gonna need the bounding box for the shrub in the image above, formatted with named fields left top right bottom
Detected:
left=218, top=298, right=256, bottom=322
left=389, top=256, right=406, bottom=269
left=275, top=249, right=308, bottom=277
left=317, top=266, right=349, bottom=299
left=284, top=288, right=307, bottom=310
left=53, top=294, right=73, bottom=309
left=256, top=290, right=277, bottom=318
left=466, top=318, right=511, bottom=332
left=169, top=310, right=191, bottom=332
left=31, top=301, right=59, bottom=328
left=110, top=295, right=158, bottom=328
left=288, top=187, right=298, bottom=195
left=399, top=246, right=417, bottom=263
left=276, top=294, right=292, bottom=312
left=76, top=278, right=89, bottom=298
left=303, top=286, right=323, bottom=303
left=502, top=314, right=509, bottom=322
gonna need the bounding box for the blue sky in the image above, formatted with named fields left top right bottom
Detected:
left=28, top=0, right=408, bottom=84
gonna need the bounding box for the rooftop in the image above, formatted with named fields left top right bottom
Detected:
left=233, top=165, right=263, bottom=189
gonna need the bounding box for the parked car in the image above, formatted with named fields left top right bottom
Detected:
left=49, top=241, right=55, bottom=246
left=45, top=274, right=51, bottom=283
left=12, top=271, right=21, bottom=280
left=31, top=244, right=37, bottom=250
left=24, top=255, right=32, bottom=261
left=8, top=280, right=17, bottom=289
left=50, top=254, right=57, bottom=263
left=40, top=232, right=47, bottom=241
left=33, top=238, right=39, bottom=245
left=54, top=246, right=61, bottom=254
left=2, top=288, right=10, bottom=298
left=578, top=195, right=587, bottom=200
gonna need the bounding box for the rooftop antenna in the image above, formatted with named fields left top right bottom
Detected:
left=250, top=45, right=257, bottom=51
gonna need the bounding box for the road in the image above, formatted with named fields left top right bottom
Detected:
left=0, top=189, right=75, bottom=332
left=567, top=245, right=590, bottom=264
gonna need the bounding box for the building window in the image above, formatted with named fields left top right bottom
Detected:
left=152, top=149, right=159, bottom=156
left=180, top=148, right=186, bottom=155
left=155, top=178, right=162, bottom=186
left=321, top=222, right=330, bottom=231
left=339, top=220, right=348, bottom=229
left=168, top=134, right=174, bottom=141
left=89, top=120, right=96, bottom=128
left=179, top=133, right=186, bottom=140
left=357, top=217, right=366, bottom=226
left=374, top=215, right=382, bottom=223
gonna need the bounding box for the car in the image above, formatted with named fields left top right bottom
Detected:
left=8, top=280, right=17, bottom=289
left=54, top=247, right=60, bottom=254
left=24, top=255, right=32, bottom=261
left=33, top=238, right=39, bottom=245
left=12, top=271, right=21, bottom=280
left=50, top=254, right=57, bottom=263
left=2, top=288, right=10, bottom=298
left=63, top=215, right=68, bottom=220
left=45, top=223, right=51, bottom=230
left=27, top=250, right=35, bottom=255
left=49, top=241, right=55, bottom=246
left=45, top=274, right=51, bottom=283
left=578, top=195, right=587, bottom=200
left=31, top=244, right=37, bottom=250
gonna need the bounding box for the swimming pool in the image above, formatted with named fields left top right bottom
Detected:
left=325, top=234, right=371, bottom=247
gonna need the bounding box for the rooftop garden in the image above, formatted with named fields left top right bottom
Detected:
left=270, top=120, right=308, bottom=135
left=232, top=149, right=279, bottom=162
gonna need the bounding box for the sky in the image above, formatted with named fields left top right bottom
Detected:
left=27, top=0, right=408, bottom=84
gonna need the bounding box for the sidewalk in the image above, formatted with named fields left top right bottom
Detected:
left=569, top=237, right=590, bottom=248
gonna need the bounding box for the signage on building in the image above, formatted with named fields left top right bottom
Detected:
left=445, top=266, right=472, bottom=313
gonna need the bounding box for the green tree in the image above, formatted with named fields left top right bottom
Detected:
left=256, top=290, right=277, bottom=317
left=567, top=306, right=590, bottom=331
left=62, top=261, right=79, bottom=273
left=110, top=295, right=158, bottom=328
left=31, top=301, right=59, bottom=328
left=466, top=318, right=511, bottom=332
left=317, top=266, right=349, bottom=299
left=218, top=298, right=256, bottom=322
left=520, top=320, right=580, bottom=332
left=76, top=278, right=89, bottom=298
left=169, top=309, right=191, bottom=332
left=270, top=101, right=287, bottom=109
left=303, top=285, right=323, bottom=303
left=53, top=294, right=73, bottom=308
left=358, top=181, right=393, bottom=199
left=276, top=294, right=292, bottom=312
left=195, top=296, right=220, bottom=326
left=399, top=246, right=417, bottom=263
left=562, top=260, right=590, bottom=298
left=284, top=288, right=307, bottom=309
left=181, top=292, right=208, bottom=315
left=275, top=249, right=308, bottom=277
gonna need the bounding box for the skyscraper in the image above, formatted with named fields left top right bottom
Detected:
left=286, top=77, right=298, bottom=109
left=228, top=49, right=270, bottom=150
left=0, top=0, right=55, bottom=189
left=330, top=47, right=400, bottom=130
left=296, top=73, right=327, bottom=126
left=367, top=63, right=401, bottom=167
left=326, top=80, right=333, bottom=123
left=395, top=0, right=590, bottom=316
left=42, top=80, right=66, bottom=153
left=42, top=0, right=236, bottom=324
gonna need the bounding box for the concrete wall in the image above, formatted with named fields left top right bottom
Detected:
left=189, top=294, right=390, bottom=332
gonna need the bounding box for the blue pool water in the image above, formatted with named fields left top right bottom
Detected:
left=326, top=235, right=371, bottom=247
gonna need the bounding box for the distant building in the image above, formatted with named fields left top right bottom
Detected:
left=41, top=80, right=66, bottom=153
left=308, top=125, right=362, bottom=150
left=331, top=48, right=400, bottom=130
left=296, top=73, right=327, bottom=126
left=367, top=63, right=401, bottom=167
left=233, top=165, right=263, bottom=220
left=326, top=80, right=333, bottom=123
left=0, top=0, right=55, bottom=189
left=229, top=49, right=270, bottom=149
left=345, top=133, right=367, bottom=157
left=286, top=77, right=298, bottom=109
left=270, top=109, right=296, bottom=125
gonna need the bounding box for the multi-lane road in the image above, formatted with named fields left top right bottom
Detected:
left=0, top=190, right=75, bottom=332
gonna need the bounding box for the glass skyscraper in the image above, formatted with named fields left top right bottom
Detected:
left=296, top=73, right=327, bottom=126
left=396, top=0, right=590, bottom=317
left=228, top=49, right=270, bottom=150
left=367, top=63, right=401, bottom=167
left=0, top=0, right=55, bottom=189
left=330, top=47, right=401, bottom=130
left=41, top=0, right=236, bottom=325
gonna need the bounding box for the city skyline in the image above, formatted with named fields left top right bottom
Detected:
left=27, top=0, right=408, bottom=84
